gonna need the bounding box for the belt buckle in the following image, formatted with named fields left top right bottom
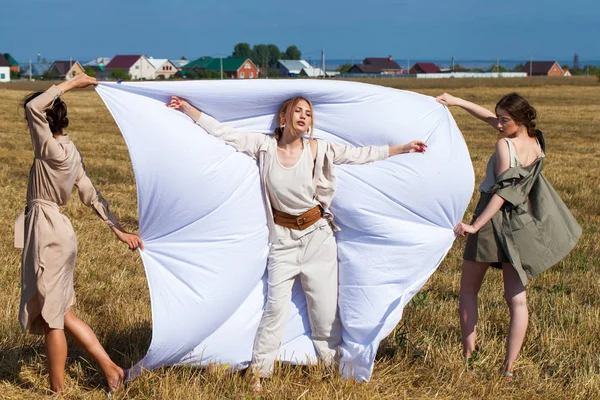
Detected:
left=296, top=217, right=305, bottom=226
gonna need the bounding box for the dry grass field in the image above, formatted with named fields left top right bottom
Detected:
left=0, top=78, right=599, bottom=399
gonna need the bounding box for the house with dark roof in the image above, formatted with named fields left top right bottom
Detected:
left=348, top=56, right=405, bottom=75
left=0, top=54, right=10, bottom=82
left=47, top=60, right=85, bottom=80
left=523, top=61, right=564, bottom=77
left=97, top=55, right=154, bottom=80
left=3, top=53, right=20, bottom=72
left=409, top=63, right=441, bottom=74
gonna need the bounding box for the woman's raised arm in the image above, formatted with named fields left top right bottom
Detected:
left=168, top=96, right=268, bottom=158
left=436, top=92, right=499, bottom=131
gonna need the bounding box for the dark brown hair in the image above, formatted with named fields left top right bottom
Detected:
left=273, top=96, right=314, bottom=140
left=495, top=92, right=541, bottom=139
left=23, top=92, right=69, bottom=134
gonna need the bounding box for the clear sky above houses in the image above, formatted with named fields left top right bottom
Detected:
left=3, top=0, right=598, bottom=62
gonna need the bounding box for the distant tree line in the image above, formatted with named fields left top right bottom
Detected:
left=232, top=43, right=301, bottom=69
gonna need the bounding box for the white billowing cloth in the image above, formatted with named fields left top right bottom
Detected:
left=95, top=79, right=474, bottom=381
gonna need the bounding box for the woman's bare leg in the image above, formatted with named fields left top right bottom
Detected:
left=44, top=323, right=68, bottom=392
left=63, top=310, right=124, bottom=391
left=501, top=263, right=528, bottom=375
left=459, top=261, right=489, bottom=358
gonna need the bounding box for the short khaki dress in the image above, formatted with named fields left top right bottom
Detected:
left=463, top=140, right=518, bottom=268
left=17, top=85, right=118, bottom=335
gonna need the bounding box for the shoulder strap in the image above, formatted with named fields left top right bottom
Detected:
left=503, top=138, right=518, bottom=168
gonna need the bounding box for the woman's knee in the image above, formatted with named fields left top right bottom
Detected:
left=504, top=291, right=527, bottom=311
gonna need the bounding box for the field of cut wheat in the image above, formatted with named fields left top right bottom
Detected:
left=0, top=78, right=598, bottom=399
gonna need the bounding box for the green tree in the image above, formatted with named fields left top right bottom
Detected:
left=513, top=63, right=525, bottom=72
left=336, top=63, right=352, bottom=74
left=185, top=70, right=199, bottom=79
left=267, top=44, right=281, bottom=67
left=110, top=69, right=130, bottom=80
left=283, top=45, right=301, bottom=60
left=84, top=66, right=97, bottom=77
left=252, top=44, right=270, bottom=69
left=10, top=70, right=21, bottom=80
left=232, top=43, right=253, bottom=59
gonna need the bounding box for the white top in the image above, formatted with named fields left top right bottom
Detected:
left=479, top=137, right=544, bottom=192
left=267, top=139, right=319, bottom=215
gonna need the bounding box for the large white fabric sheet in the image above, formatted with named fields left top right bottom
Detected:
left=95, top=79, right=473, bottom=381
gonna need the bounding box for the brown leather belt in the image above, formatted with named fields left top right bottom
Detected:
left=273, top=205, right=323, bottom=230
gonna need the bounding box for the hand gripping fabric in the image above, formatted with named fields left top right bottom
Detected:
left=95, top=79, right=474, bottom=381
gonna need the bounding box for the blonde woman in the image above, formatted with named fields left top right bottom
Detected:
left=168, top=95, right=425, bottom=391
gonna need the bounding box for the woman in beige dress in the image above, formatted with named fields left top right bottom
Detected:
left=18, top=73, right=144, bottom=393
left=167, top=95, right=426, bottom=393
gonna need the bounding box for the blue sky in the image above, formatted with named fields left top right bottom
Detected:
left=2, top=0, right=598, bottom=63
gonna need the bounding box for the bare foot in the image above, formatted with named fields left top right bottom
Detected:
left=105, top=365, right=125, bottom=392
left=252, top=377, right=263, bottom=396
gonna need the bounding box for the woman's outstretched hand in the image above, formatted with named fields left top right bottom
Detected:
left=436, top=93, right=459, bottom=107
left=167, top=95, right=202, bottom=121
left=454, top=222, right=478, bottom=237
left=58, top=73, right=98, bottom=93
left=111, top=226, right=144, bottom=251
left=389, top=141, right=427, bottom=156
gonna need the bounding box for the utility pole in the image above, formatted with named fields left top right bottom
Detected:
left=220, top=53, right=223, bottom=80
left=321, top=49, right=325, bottom=78
left=451, top=56, right=455, bottom=72
left=69, top=56, right=72, bottom=79
left=407, top=57, right=410, bottom=74
left=529, top=55, right=532, bottom=77
left=29, top=58, right=32, bottom=81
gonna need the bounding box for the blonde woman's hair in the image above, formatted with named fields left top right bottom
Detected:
left=273, top=96, right=314, bottom=140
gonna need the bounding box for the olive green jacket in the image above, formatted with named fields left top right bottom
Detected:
left=490, top=137, right=582, bottom=286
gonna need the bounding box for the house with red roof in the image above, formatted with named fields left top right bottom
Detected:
left=523, top=61, right=564, bottom=77
left=47, top=60, right=85, bottom=80
left=409, top=63, right=441, bottom=74
left=97, top=55, right=155, bottom=80
left=348, top=56, right=405, bottom=75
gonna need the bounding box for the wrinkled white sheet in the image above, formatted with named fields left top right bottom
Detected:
left=96, top=79, right=474, bottom=381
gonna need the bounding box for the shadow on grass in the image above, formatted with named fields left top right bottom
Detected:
left=0, top=321, right=152, bottom=393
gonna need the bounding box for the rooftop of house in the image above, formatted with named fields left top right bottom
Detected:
left=362, top=57, right=402, bottom=70
left=50, top=61, right=81, bottom=76
left=2, top=53, right=19, bottom=66
left=148, top=58, right=171, bottom=69
left=105, top=55, right=143, bottom=69
left=523, top=61, right=560, bottom=74
left=205, top=57, right=253, bottom=71
left=183, top=56, right=214, bottom=70
left=84, top=57, right=112, bottom=67
left=412, top=62, right=441, bottom=73
left=277, top=59, right=311, bottom=73
left=0, top=54, right=10, bottom=67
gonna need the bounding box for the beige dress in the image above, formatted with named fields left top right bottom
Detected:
left=17, top=85, right=118, bottom=335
